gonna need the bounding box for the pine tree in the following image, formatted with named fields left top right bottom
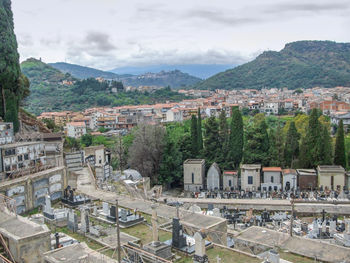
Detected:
left=218, top=110, right=229, bottom=169
left=0, top=0, right=29, bottom=132
left=197, top=108, right=203, bottom=153
left=334, top=120, right=346, bottom=168
left=227, top=107, right=244, bottom=169
left=203, top=116, right=220, bottom=165
left=320, top=124, right=333, bottom=165
left=190, top=115, right=198, bottom=157
left=284, top=121, right=300, bottom=167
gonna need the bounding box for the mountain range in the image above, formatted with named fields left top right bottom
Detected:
left=21, top=58, right=190, bottom=115
left=49, top=62, right=201, bottom=89
left=109, top=64, right=234, bottom=79
left=194, top=41, right=350, bottom=90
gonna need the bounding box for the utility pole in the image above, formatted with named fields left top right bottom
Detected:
left=116, top=199, right=121, bottom=263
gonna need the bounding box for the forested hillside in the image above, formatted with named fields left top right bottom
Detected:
left=195, top=41, right=350, bottom=90
left=21, top=59, right=189, bottom=115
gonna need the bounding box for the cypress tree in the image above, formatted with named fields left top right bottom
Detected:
left=303, top=108, right=322, bottom=167
left=227, top=107, right=244, bottom=169
left=284, top=121, right=300, bottom=167
left=0, top=0, right=28, bottom=132
left=269, top=124, right=284, bottom=167
left=197, top=108, right=203, bottom=153
left=243, top=117, right=269, bottom=166
left=218, top=110, right=229, bottom=169
left=190, top=115, right=198, bottom=157
left=203, top=116, right=220, bottom=165
left=334, top=120, right=346, bottom=168
left=320, top=124, right=333, bottom=165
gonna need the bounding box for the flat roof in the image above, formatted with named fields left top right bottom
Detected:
left=0, top=141, right=43, bottom=149
left=43, top=242, right=116, bottom=263
left=240, top=164, right=261, bottom=169
left=262, top=167, right=282, bottom=172
left=0, top=210, right=50, bottom=239
left=237, top=226, right=350, bottom=262
left=184, top=159, right=205, bottom=164
left=317, top=165, right=345, bottom=173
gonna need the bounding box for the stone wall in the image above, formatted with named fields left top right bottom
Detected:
left=0, top=166, right=67, bottom=214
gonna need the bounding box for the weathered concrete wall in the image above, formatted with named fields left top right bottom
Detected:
left=0, top=166, right=67, bottom=214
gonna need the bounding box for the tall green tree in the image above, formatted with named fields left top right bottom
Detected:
left=159, top=136, right=183, bottom=188
left=227, top=107, right=244, bottom=169
left=269, top=123, right=284, bottom=167
left=334, top=120, right=346, bottom=168
left=203, top=116, right=220, bottom=165
left=284, top=121, right=300, bottom=167
left=217, top=110, right=229, bottom=169
left=0, top=0, right=29, bottom=132
left=243, top=117, right=269, bottom=166
left=303, top=108, right=322, bottom=167
left=320, top=124, right=333, bottom=165
left=190, top=115, right=198, bottom=157
left=197, top=108, right=203, bottom=153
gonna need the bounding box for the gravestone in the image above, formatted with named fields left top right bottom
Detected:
left=189, top=205, right=202, bottom=213
left=172, top=217, right=187, bottom=249
left=107, top=205, right=117, bottom=222
left=330, top=220, right=336, bottom=237
left=93, top=206, right=98, bottom=216
left=193, top=232, right=209, bottom=263
left=208, top=204, right=214, bottom=211
left=67, top=209, right=78, bottom=232
left=80, top=208, right=89, bottom=233
left=212, top=208, right=221, bottom=218
left=102, top=202, right=109, bottom=215
left=321, top=220, right=327, bottom=238
left=43, top=195, right=54, bottom=220
left=120, top=208, right=128, bottom=221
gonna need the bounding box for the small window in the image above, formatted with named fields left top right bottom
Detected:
left=191, top=173, right=194, bottom=184
left=18, top=155, right=23, bottom=162
left=24, top=154, right=29, bottom=160
left=229, top=180, right=232, bottom=187
left=271, top=176, right=274, bottom=183
left=248, top=176, right=253, bottom=185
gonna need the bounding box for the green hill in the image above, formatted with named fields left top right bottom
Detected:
left=49, top=62, right=128, bottom=80
left=21, top=58, right=189, bottom=115
left=194, top=41, right=350, bottom=90
left=49, top=62, right=201, bottom=89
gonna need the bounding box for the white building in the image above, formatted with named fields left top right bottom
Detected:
left=282, top=169, right=297, bottom=191
left=66, top=122, right=86, bottom=138
left=222, top=171, right=238, bottom=190
left=166, top=108, right=183, bottom=122
left=207, top=162, right=221, bottom=191
left=240, top=164, right=261, bottom=191
left=261, top=167, right=282, bottom=192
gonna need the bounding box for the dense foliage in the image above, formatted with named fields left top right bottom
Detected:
left=0, top=0, right=30, bottom=132
left=194, top=41, right=350, bottom=90
left=21, top=59, right=191, bottom=115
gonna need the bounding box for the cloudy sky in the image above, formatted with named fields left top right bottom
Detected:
left=12, top=0, right=350, bottom=70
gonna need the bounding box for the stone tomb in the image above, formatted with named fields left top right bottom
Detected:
left=164, top=217, right=211, bottom=255
left=143, top=204, right=172, bottom=259
left=98, top=202, right=144, bottom=227
left=61, top=186, right=90, bottom=207
left=43, top=195, right=69, bottom=226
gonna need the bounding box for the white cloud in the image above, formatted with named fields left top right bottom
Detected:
left=12, top=0, right=350, bottom=70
